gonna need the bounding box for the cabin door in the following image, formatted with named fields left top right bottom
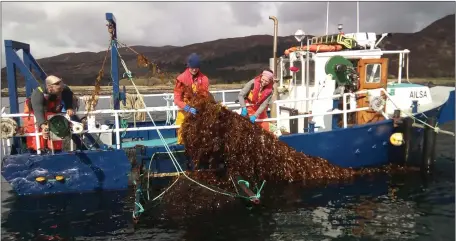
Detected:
left=356, top=58, right=388, bottom=125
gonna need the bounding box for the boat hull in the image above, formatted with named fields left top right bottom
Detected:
left=2, top=90, right=453, bottom=196
left=137, top=89, right=455, bottom=174
left=1, top=149, right=132, bottom=195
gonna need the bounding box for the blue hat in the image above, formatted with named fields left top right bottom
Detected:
left=187, top=53, right=201, bottom=68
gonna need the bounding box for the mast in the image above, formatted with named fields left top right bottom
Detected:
left=269, top=16, right=279, bottom=119
left=356, top=2, right=359, bottom=32
left=325, top=2, right=329, bottom=35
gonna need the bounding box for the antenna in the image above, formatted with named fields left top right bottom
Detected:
left=325, top=2, right=329, bottom=35
left=356, top=1, right=359, bottom=32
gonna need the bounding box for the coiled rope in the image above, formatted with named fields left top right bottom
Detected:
left=80, top=95, right=100, bottom=112
left=1, top=118, right=18, bottom=139
left=110, top=93, right=146, bottom=121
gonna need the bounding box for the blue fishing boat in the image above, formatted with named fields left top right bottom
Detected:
left=1, top=12, right=454, bottom=204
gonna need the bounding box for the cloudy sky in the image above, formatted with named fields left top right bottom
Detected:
left=1, top=1, right=454, bottom=64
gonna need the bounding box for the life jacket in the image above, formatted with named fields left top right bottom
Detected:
left=175, top=68, right=209, bottom=106
left=22, top=92, right=64, bottom=152
left=245, top=75, right=274, bottom=110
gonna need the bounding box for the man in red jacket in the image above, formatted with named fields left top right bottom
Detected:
left=173, top=53, right=210, bottom=144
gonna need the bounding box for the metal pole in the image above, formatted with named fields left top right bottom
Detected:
left=356, top=2, right=359, bottom=32
left=106, top=13, right=120, bottom=110
left=305, top=38, right=310, bottom=113
left=326, top=2, right=329, bottom=35
left=269, top=16, right=279, bottom=119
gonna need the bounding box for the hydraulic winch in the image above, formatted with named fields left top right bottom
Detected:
left=325, top=55, right=360, bottom=92
left=48, top=115, right=84, bottom=139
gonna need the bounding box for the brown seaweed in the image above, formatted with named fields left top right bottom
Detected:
left=157, top=87, right=417, bottom=216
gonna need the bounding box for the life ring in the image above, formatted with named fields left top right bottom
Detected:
left=284, top=44, right=343, bottom=55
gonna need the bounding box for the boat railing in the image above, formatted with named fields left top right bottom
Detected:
left=266, top=88, right=399, bottom=129
left=79, top=88, right=243, bottom=121
left=83, top=89, right=242, bottom=103
left=1, top=87, right=402, bottom=154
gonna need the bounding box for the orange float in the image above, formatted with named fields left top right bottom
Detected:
left=284, top=44, right=343, bottom=55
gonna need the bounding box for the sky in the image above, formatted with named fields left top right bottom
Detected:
left=1, top=1, right=455, bottom=65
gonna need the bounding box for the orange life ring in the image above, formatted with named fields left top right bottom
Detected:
left=284, top=44, right=343, bottom=55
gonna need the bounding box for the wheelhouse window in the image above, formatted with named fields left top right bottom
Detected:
left=308, top=60, right=315, bottom=86
left=365, top=63, right=382, bottom=83
left=281, top=57, right=315, bottom=87
left=292, top=60, right=302, bottom=86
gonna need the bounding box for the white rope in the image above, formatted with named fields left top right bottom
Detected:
left=1, top=117, right=17, bottom=139
left=110, top=93, right=146, bottom=121
left=163, top=94, right=174, bottom=125
left=80, top=95, right=99, bottom=112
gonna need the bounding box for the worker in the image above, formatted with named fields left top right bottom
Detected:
left=22, top=75, right=76, bottom=152
left=238, top=69, right=274, bottom=131
left=174, top=53, right=210, bottom=144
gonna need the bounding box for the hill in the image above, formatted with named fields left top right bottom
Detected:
left=1, top=14, right=454, bottom=88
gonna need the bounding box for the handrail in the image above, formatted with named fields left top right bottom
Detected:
left=0, top=87, right=394, bottom=121
left=80, top=89, right=243, bottom=99
left=1, top=103, right=246, bottom=118
left=1, top=87, right=406, bottom=152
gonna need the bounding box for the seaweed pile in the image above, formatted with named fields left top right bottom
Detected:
left=158, top=88, right=414, bottom=216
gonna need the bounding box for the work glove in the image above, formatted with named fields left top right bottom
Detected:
left=240, top=107, right=248, bottom=117
left=66, top=108, right=75, bottom=116
left=40, top=123, right=50, bottom=139
left=183, top=105, right=197, bottom=115
left=250, top=115, right=257, bottom=123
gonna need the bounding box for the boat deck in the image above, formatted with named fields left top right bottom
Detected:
left=111, top=137, right=179, bottom=149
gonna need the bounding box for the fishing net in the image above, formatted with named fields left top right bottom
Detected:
left=156, top=86, right=414, bottom=218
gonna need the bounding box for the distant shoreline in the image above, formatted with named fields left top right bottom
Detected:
left=0, top=78, right=454, bottom=98
left=0, top=83, right=246, bottom=98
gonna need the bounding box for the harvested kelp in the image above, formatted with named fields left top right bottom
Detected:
left=157, top=86, right=416, bottom=217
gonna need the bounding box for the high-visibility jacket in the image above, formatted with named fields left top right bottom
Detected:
left=244, top=75, right=273, bottom=131
left=22, top=93, right=64, bottom=151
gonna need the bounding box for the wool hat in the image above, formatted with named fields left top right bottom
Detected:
left=45, top=75, right=62, bottom=85
left=187, top=53, right=201, bottom=68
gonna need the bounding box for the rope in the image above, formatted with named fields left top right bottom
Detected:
left=1, top=117, right=18, bottom=139
left=80, top=95, right=100, bottom=112
left=237, top=179, right=266, bottom=201
left=110, top=93, right=146, bottom=121
left=132, top=180, right=145, bottom=219
left=86, top=41, right=112, bottom=115
left=412, top=122, right=455, bottom=136
left=384, top=91, right=453, bottom=135
left=163, top=94, right=174, bottom=125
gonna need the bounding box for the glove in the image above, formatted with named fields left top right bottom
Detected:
left=250, top=115, right=257, bottom=123
left=240, top=107, right=248, bottom=117
left=40, top=123, right=50, bottom=139
left=183, top=105, right=197, bottom=115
